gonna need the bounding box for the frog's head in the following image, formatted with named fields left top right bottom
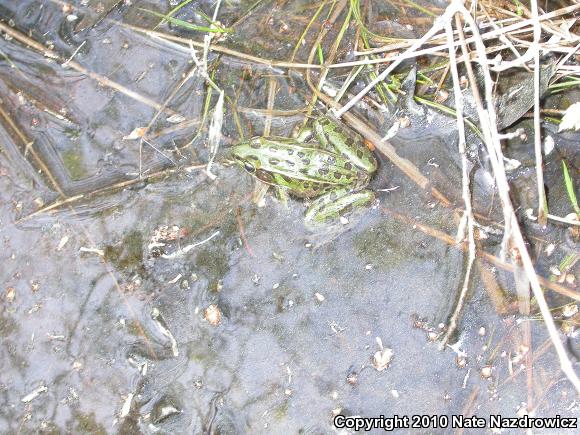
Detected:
left=231, top=138, right=264, bottom=175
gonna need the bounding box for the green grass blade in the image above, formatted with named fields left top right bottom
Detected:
left=140, top=8, right=232, bottom=33
left=562, top=161, right=580, bottom=215
left=414, top=96, right=484, bottom=140
left=153, top=0, right=195, bottom=29
left=316, top=44, right=324, bottom=65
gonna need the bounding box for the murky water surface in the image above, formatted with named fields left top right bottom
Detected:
left=1, top=1, right=578, bottom=433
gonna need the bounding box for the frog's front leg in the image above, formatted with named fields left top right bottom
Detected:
left=271, top=173, right=290, bottom=208
left=304, top=188, right=375, bottom=224
left=292, top=126, right=314, bottom=143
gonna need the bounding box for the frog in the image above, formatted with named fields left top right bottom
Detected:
left=231, top=116, right=377, bottom=224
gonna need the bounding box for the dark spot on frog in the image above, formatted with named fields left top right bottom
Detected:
left=285, top=160, right=295, bottom=167
left=297, top=151, right=305, bottom=158
left=318, top=167, right=329, bottom=176
left=247, top=154, right=259, bottom=161
left=287, top=149, right=294, bottom=155
left=356, top=150, right=364, bottom=159
left=334, top=172, right=342, bottom=179
left=250, top=142, right=261, bottom=149
left=345, top=137, right=355, bottom=146
left=344, top=162, right=353, bottom=170
left=302, top=158, right=310, bottom=165
left=269, top=158, right=280, bottom=166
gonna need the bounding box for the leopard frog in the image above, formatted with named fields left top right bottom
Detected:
left=231, top=117, right=377, bottom=223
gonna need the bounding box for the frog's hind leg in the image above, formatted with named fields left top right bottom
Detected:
left=304, top=188, right=375, bottom=225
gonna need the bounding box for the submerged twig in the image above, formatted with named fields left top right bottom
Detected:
left=0, top=22, right=181, bottom=117
left=382, top=207, right=580, bottom=302
left=160, top=231, right=220, bottom=259
left=439, top=18, right=475, bottom=350
left=16, top=164, right=206, bottom=222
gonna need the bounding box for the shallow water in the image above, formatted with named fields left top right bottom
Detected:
left=1, top=1, right=579, bottom=434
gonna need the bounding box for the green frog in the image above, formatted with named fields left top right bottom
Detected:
left=231, top=117, right=377, bottom=224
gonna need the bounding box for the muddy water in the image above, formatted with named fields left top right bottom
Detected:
left=1, top=1, right=578, bottom=434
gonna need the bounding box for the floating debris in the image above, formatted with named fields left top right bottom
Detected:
left=161, top=231, right=220, bottom=259
left=398, top=116, right=410, bottom=128
left=544, top=136, right=555, bottom=155
left=373, top=337, right=394, bottom=371
left=120, top=392, right=134, bottom=418
left=57, top=235, right=69, bottom=251
left=79, top=247, right=105, bottom=257
left=480, top=365, right=493, bottom=379
left=204, top=304, right=222, bottom=326
left=167, top=274, right=182, bottom=284
left=559, top=102, right=580, bottom=132
left=123, top=126, right=148, bottom=140
left=562, top=304, right=578, bottom=318
left=346, top=371, right=358, bottom=385
left=6, top=287, right=15, bottom=303
left=151, top=308, right=179, bottom=357
left=21, top=385, right=47, bottom=403
left=373, top=348, right=394, bottom=371
left=166, top=114, right=186, bottom=123
left=455, top=356, right=468, bottom=369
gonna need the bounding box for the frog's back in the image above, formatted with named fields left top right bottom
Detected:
left=232, top=137, right=367, bottom=198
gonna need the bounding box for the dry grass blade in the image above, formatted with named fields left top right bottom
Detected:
left=450, top=0, right=580, bottom=393
left=531, top=0, right=548, bottom=226
left=206, top=90, right=225, bottom=180
left=326, top=0, right=580, bottom=393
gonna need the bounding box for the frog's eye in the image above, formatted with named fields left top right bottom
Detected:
left=243, top=161, right=256, bottom=173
